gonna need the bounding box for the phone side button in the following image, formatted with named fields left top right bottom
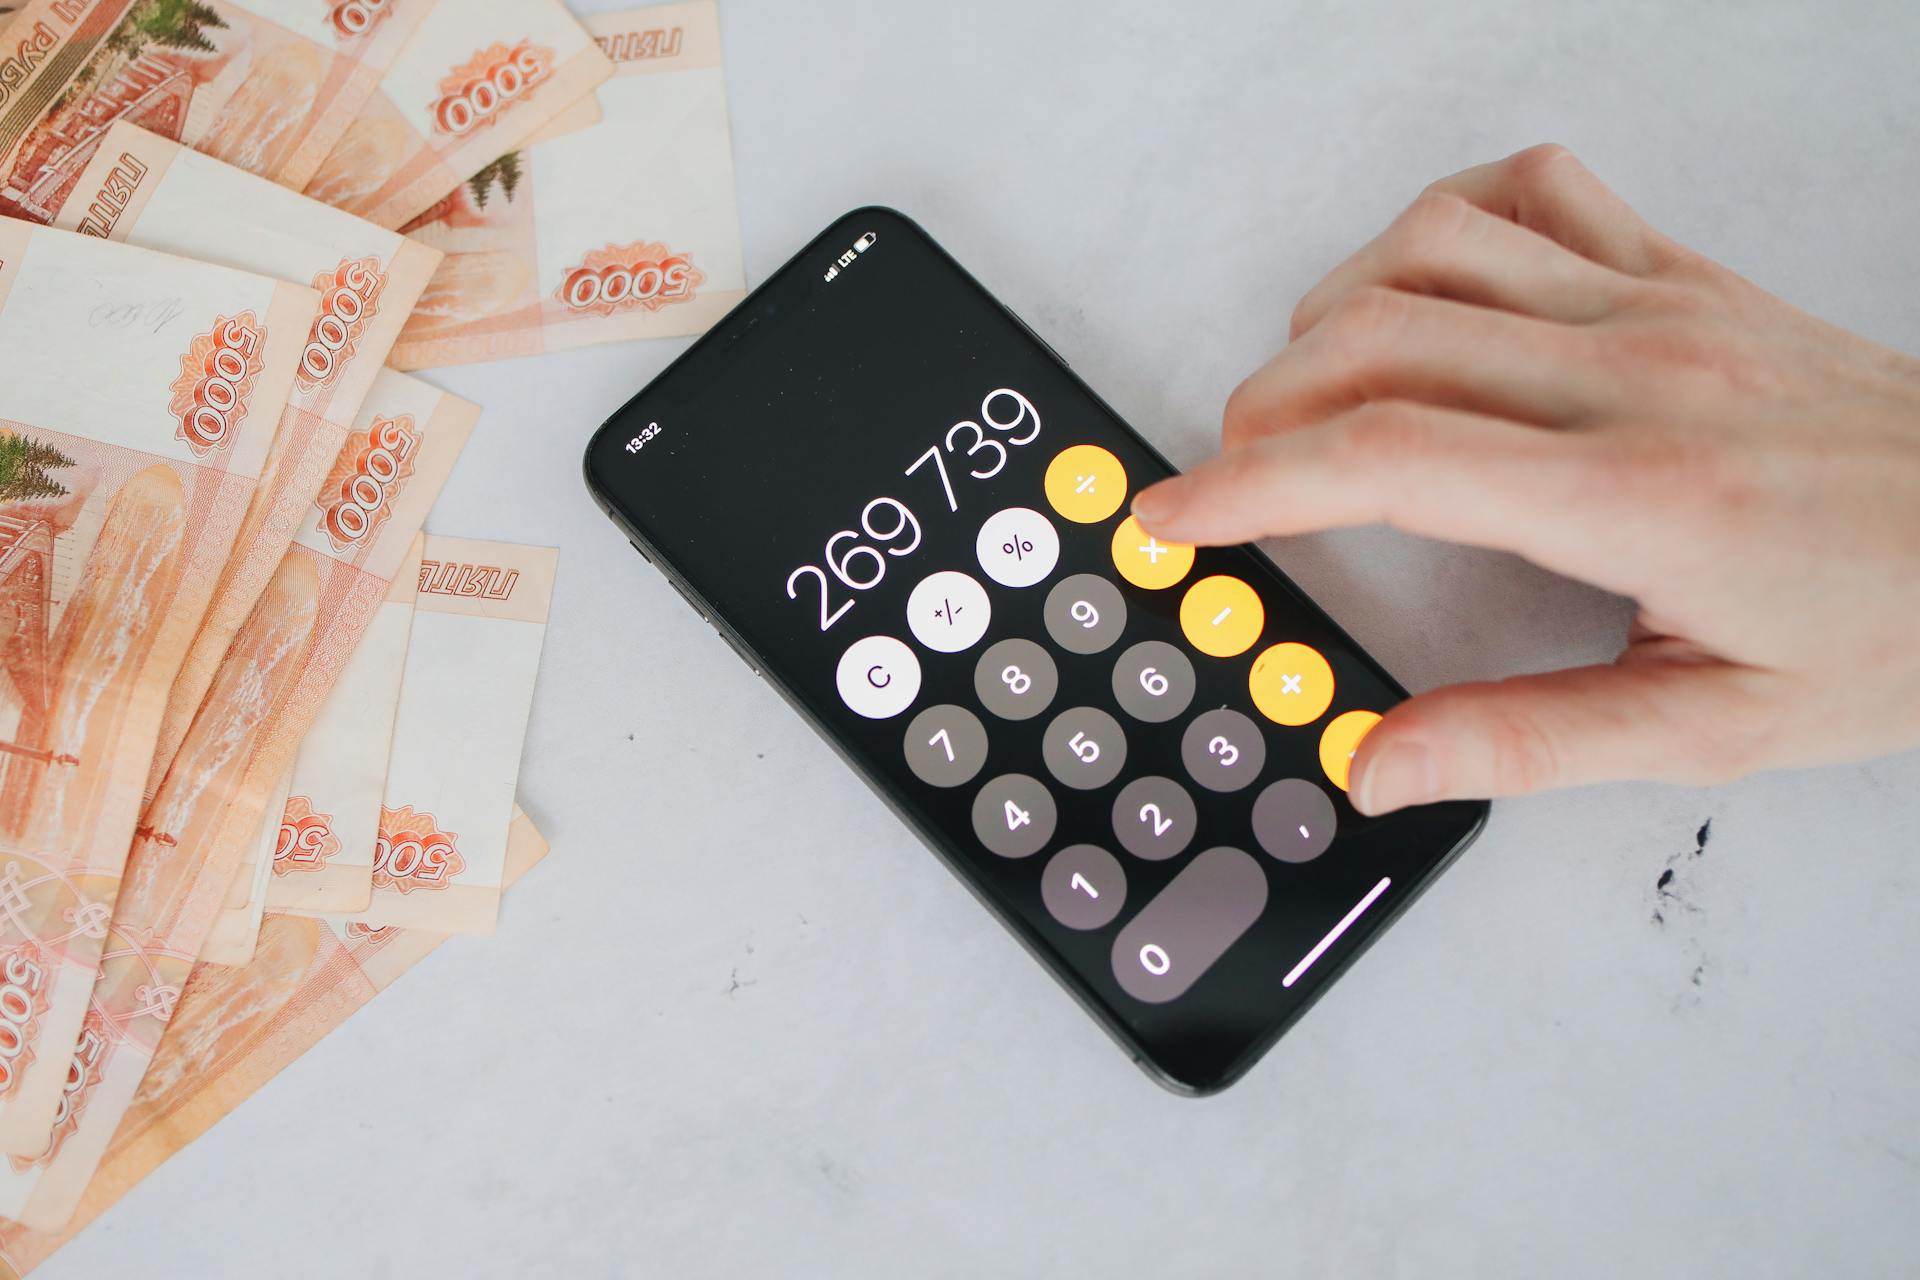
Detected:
left=626, top=538, right=653, bottom=564
left=667, top=577, right=708, bottom=622
left=1010, top=309, right=1070, bottom=369
left=718, top=630, right=761, bottom=677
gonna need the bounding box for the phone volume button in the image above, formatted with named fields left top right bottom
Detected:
left=717, top=630, right=761, bottom=677
left=667, top=577, right=708, bottom=622
left=626, top=538, right=653, bottom=564
left=1011, top=309, right=1070, bottom=369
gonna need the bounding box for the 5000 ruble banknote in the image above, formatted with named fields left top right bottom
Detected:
left=0, top=0, right=439, bottom=221
left=261, top=532, right=421, bottom=916
left=44, top=119, right=442, bottom=794
left=392, top=1, right=744, bottom=370
left=0, top=372, right=476, bottom=1227
left=349, top=536, right=553, bottom=935
left=303, top=0, right=612, bottom=230
left=0, top=218, right=318, bottom=1155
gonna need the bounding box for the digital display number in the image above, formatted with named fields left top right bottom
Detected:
left=785, top=388, right=1041, bottom=630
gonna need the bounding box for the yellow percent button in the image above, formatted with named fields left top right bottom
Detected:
left=1249, top=642, right=1335, bottom=726
left=1044, top=444, right=1128, bottom=523
left=1319, top=709, right=1382, bottom=792
left=1110, top=515, right=1195, bottom=590
left=1178, top=575, right=1265, bottom=658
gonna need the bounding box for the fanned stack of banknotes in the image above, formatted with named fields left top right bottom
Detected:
left=0, top=0, right=743, bottom=1269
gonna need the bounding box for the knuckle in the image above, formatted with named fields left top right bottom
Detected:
left=1320, top=285, right=1408, bottom=366
left=1505, top=142, right=1581, bottom=192
left=1394, top=189, right=1476, bottom=257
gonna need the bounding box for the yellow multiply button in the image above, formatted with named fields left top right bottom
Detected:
left=1110, top=515, right=1195, bottom=590
left=1044, top=444, right=1128, bottom=523
left=1318, top=709, right=1382, bottom=791
left=1249, top=642, right=1335, bottom=726
left=1178, top=575, right=1264, bottom=658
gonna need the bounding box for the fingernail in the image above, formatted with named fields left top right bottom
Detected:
left=1131, top=478, right=1185, bottom=529
left=1354, top=742, right=1438, bottom=815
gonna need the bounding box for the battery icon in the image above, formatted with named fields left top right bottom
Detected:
left=854, top=232, right=878, bottom=253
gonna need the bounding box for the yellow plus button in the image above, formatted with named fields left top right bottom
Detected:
left=1249, top=642, right=1335, bottom=726
left=1178, top=575, right=1264, bottom=658
left=1318, top=709, right=1382, bottom=791
left=1045, top=444, right=1128, bottom=523
left=1110, top=515, right=1194, bottom=590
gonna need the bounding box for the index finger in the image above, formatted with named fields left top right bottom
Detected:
left=1132, top=401, right=1654, bottom=600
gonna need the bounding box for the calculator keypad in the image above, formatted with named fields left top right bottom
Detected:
left=882, top=443, right=1391, bottom=1016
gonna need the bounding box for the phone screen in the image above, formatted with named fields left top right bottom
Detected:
left=586, top=209, right=1486, bottom=1092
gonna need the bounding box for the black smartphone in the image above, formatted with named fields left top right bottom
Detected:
left=584, top=209, right=1488, bottom=1094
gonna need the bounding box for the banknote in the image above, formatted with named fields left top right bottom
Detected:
left=45, top=119, right=442, bottom=794
left=0, top=376, right=478, bottom=1228
left=302, top=0, right=613, bottom=230
left=0, top=219, right=317, bottom=1154
left=0, top=806, right=546, bottom=1265
left=0, top=0, right=439, bottom=222
left=211, top=530, right=420, bottom=944
left=349, top=536, right=553, bottom=935
left=390, top=2, right=744, bottom=370
left=264, top=533, right=421, bottom=916
left=0, top=371, right=478, bottom=1225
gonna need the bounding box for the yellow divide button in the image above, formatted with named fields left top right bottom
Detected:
left=1044, top=444, right=1128, bottom=523
left=1249, top=642, right=1335, bottom=726
left=1178, top=575, right=1264, bottom=658
left=1319, top=709, right=1382, bottom=792
left=1110, top=514, right=1195, bottom=590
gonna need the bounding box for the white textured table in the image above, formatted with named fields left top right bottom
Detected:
left=49, top=1, right=1920, bottom=1275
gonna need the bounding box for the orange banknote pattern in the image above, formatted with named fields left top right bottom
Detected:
left=0, top=372, right=476, bottom=1227
left=0, top=219, right=319, bottom=1158
left=41, top=119, right=442, bottom=798
left=0, top=0, right=438, bottom=223
left=302, top=0, right=611, bottom=229
left=391, top=1, right=743, bottom=370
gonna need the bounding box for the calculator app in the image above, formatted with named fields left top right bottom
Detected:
left=587, top=209, right=1486, bottom=1092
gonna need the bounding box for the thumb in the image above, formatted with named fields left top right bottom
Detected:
left=1348, top=660, right=1770, bottom=815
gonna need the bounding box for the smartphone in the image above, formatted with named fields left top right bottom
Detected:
left=584, top=209, right=1488, bottom=1094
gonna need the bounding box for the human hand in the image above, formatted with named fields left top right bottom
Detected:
left=1131, top=145, right=1920, bottom=815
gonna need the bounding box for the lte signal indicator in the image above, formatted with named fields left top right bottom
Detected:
left=824, top=231, right=878, bottom=282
